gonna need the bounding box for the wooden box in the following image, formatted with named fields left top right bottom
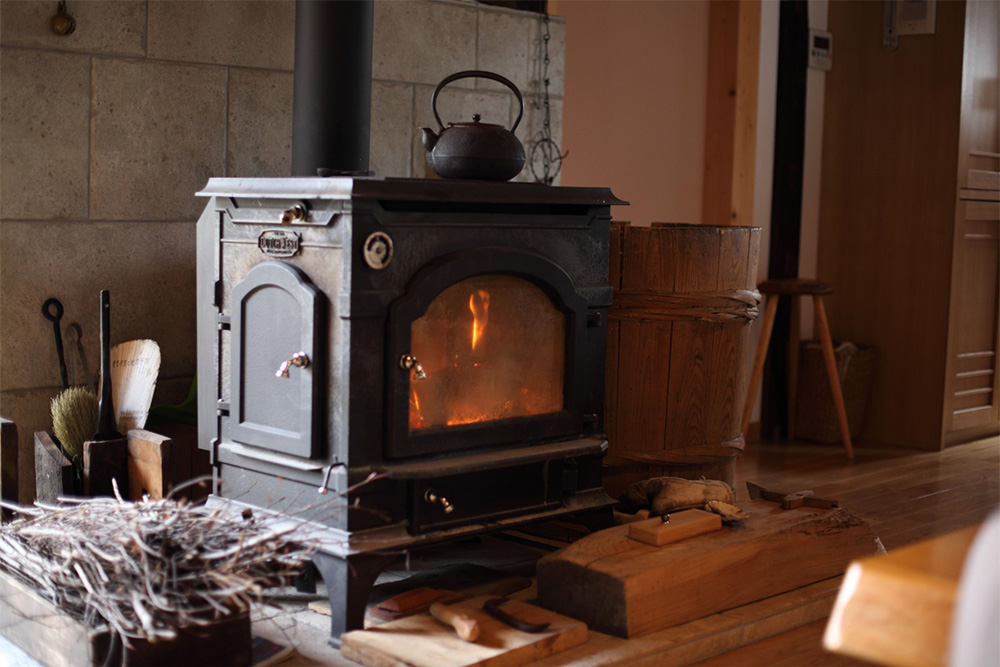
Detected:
left=34, top=431, right=128, bottom=500
left=0, top=570, right=251, bottom=666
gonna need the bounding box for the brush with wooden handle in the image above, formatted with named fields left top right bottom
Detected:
left=429, top=602, right=480, bottom=642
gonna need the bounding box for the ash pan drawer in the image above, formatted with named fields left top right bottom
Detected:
left=409, top=463, right=559, bottom=534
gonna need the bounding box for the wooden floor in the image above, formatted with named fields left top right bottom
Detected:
left=255, top=435, right=999, bottom=667
left=697, top=434, right=1000, bottom=666
left=732, top=436, right=1000, bottom=552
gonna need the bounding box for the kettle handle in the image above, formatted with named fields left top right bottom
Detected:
left=431, top=70, right=524, bottom=133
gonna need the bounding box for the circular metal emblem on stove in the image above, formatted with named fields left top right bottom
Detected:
left=363, top=231, right=393, bottom=270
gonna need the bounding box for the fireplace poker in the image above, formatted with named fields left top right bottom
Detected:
left=42, top=298, right=69, bottom=389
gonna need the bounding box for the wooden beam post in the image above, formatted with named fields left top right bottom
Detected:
left=703, top=0, right=761, bottom=227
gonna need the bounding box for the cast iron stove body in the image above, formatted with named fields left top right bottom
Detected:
left=195, top=177, right=623, bottom=642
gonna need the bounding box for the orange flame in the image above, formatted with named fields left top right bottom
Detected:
left=410, top=385, right=425, bottom=429
left=469, top=289, right=490, bottom=350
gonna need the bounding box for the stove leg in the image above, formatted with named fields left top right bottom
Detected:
left=311, top=550, right=397, bottom=647
left=294, top=560, right=318, bottom=594
left=574, top=505, right=615, bottom=533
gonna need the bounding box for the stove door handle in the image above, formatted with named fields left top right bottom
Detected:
left=399, top=354, right=427, bottom=380
left=276, top=351, right=310, bottom=378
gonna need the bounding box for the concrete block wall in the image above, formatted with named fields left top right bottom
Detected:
left=0, top=0, right=564, bottom=503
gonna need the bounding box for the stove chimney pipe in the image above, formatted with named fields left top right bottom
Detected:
left=291, top=0, right=373, bottom=176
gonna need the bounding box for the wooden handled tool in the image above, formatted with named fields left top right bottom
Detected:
left=746, top=481, right=838, bottom=510
left=93, top=290, right=122, bottom=441
left=429, top=602, right=479, bottom=642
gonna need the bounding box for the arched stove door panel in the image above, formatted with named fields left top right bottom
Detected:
left=386, top=248, right=588, bottom=460
left=230, top=261, right=323, bottom=459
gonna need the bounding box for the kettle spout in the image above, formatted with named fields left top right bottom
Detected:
left=421, top=127, right=438, bottom=152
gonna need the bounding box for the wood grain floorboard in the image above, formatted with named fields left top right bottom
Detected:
left=690, top=620, right=875, bottom=667
left=702, top=435, right=1000, bottom=665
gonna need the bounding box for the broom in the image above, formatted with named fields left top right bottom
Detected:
left=51, top=386, right=98, bottom=460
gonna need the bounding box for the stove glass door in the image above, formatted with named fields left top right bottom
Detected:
left=408, top=275, right=565, bottom=431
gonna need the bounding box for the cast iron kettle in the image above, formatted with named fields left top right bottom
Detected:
left=421, top=70, right=526, bottom=182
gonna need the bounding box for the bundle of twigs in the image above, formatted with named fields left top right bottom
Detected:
left=0, top=494, right=313, bottom=645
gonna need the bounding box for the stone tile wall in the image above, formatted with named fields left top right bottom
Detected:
left=0, top=0, right=564, bottom=503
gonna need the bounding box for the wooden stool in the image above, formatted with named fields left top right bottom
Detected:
left=740, top=278, right=854, bottom=459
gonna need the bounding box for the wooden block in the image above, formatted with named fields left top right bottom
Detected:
left=147, top=424, right=212, bottom=502
left=34, top=431, right=76, bottom=502
left=127, top=429, right=173, bottom=499
left=0, top=569, right=251, bottom=667
left=537, top=500, right=881, bottom=638
left=380, top=586, right=444, bottom=613
left=341, top=595, right=588, bottom=667
left=823, top=525, right=979, bottom=667
left=83, top=437, right=128, bottom=497
left=628, top=509, right=722, bottom=546
left=2, top=417, right=18, bottom=514
left=367, top=587, right=466, bottom=622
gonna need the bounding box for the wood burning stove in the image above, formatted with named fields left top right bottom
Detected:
left=195, top=176, right=624, bottom=643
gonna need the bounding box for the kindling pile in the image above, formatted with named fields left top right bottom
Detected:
left=0, top=494, right=313, bottom=644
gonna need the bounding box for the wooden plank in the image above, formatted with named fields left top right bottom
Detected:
left=604, top=319, right=621, bottom=455
left=606, top=222, right=625, bottom=452
left=823, top=526, right=979, bottom=667
left=159, top=423, right=212, bottom=501
left=664, top=320, right=714, bottom=455
left=127, top=429, right=172, bottom=499
left=0, top=569, right=102, bottom=667
left=34, top=431, right=74, bottom=502
left=664, top=227, right=719, bottom=463
left=692, top=619, right=870, bottom=667
left=702, top=1, right=760, bottom=227
left=537, top=501, right=881, bottom=638
left=1, top=418, right=17, bottom=514
left=530, top=577, right=845, bottom=667
left=340, top=595, right=587, bottom=667
left=615, top=321, right=672, bottom=454
left=627, top=509, right=721, bottom=546
left=672, top=226, right=720, bottom=293
left=730, top=0, right=761, bottom=228
left=0, top=569, right=250, bottom=667
left=621, top=226, right=674, bottom=291
left=702, top=0, right=739, bottom=227
left=82, top=437, right=128, bottom=497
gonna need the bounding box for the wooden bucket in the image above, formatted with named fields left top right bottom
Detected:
left=604, top=223, right=761, bottom=497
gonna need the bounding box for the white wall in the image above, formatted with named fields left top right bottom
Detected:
left=557, top=1, right=709, bottom=225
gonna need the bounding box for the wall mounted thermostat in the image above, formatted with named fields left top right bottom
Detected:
left=809, top=29, right=833, bottom=71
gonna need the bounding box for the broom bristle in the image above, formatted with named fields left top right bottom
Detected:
left=51, top=387, right=99, bottom=459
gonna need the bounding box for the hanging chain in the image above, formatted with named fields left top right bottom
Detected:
left=530, top=13, right=568, bottom=185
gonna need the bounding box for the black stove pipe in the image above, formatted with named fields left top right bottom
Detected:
left=291, top=0, right=373, bottom=177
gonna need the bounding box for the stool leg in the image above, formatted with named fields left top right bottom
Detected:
left=814, top=296, right=854, bottom=459
left=788, top=296, right=801, bottom=441
left=741, top=294, right=779, bottom=439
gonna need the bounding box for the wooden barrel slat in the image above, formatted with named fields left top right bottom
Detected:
left=604, top=223, right=760, bottom=496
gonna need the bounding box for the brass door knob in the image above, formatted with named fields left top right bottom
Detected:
left=275, top=351, right=310, bottom=378
left=424, top=489, right=454, bottom=513
left=399, top=354, right=426, bottom=380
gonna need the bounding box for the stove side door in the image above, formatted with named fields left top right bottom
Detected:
left=230, top=261, right=323, bottom=458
